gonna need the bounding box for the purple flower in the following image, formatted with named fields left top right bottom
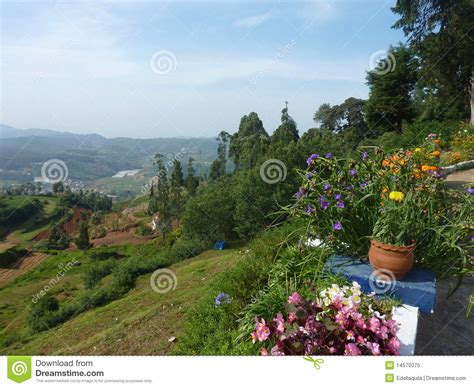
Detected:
left=334, top=193, right=342, bottom=201
left=307, top=153, right=319, bottom=166
left=336, top=201, right=345, bottom=209
left=305, top=205, right=315, bottom=214
left=295, top=187, right=307, bottom=200
left=215, top=292, right=231, bottom=306
left=467, top=187, right=474, bottom=195
left=333, top=221, right=342, bottom=231
left=349, top=169, right=357, bottom=177
left=346, top=184, right=354, bottom=191
left=360, top=182, right=369, bottom=188
left=325, top=152, right=333, bottom=159
left=361, top=151, right=368, bottom=161
left=319, top=195, right=330, bottom=210
left=323, top=183, right=331, bottom=191
left=306, top=172, right=312, bottom=179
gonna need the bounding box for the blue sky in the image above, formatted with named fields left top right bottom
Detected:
left=1, top=0, right=405, bottom=138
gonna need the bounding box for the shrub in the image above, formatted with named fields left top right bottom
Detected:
left=83, top=260, right=114, bottom=288
left=0, top=247, right=29, bottom=267
left=135, top=224, right=153, bottom=236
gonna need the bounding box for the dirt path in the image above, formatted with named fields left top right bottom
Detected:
left=0, top=252, right=49, bottom=287
left=444, top=168, right=474, bottom=190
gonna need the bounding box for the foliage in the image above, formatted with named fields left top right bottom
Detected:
left=365, top=44, right=418, bottom=133
left=75, top=221, right=91, bottom=250
left=46, top=224, right=71, bottom=250
left=176, top=222, right=305, bottom=355
left=392, top=0, right=473, bottom=121
left=0, top=247, right=29, bottom=267
left=181, top=177, right=237, bottom=241
left=290, top=151, right=382, bottom=256
left=250, top=286, right=400, bottom=356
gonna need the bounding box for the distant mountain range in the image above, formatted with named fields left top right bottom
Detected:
left=0, top=124, right=217, bottom=182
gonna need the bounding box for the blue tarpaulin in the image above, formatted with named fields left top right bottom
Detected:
left=214, top=240, right=228, bottom=250
left=325, top=255, right=436, bottom=313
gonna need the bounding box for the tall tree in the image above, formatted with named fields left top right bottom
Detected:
left=271, top=102, right=299, bottom=145
left=392, top=0, right=474, bottom=124
left=149, top=154, right=172, bottom=237
left=185, top=157, right=199, bottom=196
left=171, top=160, right=184, bottom=189
left=365, top=44, right=418, bottom=133
left=75, top=221, right=91, bottom=250
left=229, top=112, right=269, bottom=169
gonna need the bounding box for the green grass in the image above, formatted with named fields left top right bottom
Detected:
left=0, top=196, right=63, bottom=247
left=0, top=248, right=239, bottom=355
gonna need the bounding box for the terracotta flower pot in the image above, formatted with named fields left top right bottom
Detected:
left=368, top=240, right=415, bottom=280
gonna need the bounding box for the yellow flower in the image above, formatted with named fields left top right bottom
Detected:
left=414, top=148, right=422, bottom=153
left=389, top=191, right=405, bottom=202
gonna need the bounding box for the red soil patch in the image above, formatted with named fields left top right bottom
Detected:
left=91, top=229, right=151, bottom=248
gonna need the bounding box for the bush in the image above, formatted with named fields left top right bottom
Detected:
left=135, top=225, right=153, bottom=236
left=28, top=295, right=60, bottom=332
left=0, top=247, right=29, bottom=267
left=83, top=260, right=114, bottom=288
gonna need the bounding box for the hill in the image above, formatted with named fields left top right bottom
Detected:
left=0, top=124, right=217, bottom=182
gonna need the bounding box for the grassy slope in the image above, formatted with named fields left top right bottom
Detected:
left=0, top=196, right=62, bottom=247
left=0, top=248, right=239, bottom=355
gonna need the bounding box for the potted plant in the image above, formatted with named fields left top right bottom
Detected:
left=369, top=190, right=423, bottom=279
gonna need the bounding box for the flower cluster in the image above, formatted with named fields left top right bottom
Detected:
left=251, top=283, right=400, bottom=356
left=215, top=292, right=232, bottom=306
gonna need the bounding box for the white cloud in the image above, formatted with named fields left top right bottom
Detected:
left=233, top=11, right=272, bottom=28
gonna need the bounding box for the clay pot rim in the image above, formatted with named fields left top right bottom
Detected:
left=370, top=239, right=416, bottom=252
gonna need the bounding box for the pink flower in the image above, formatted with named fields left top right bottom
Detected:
left=287, top=311, right=296, bottom=324
left=387, top=337, right=400, bottom=354
left=328, top=346, right=336, bottom=354
left=369, top=316, right=381, bottom=332
left=376, top=325, right=389, bottom=340
left=251, top=331, right=257, bottom=344
left=270, top=343, right=285, bottom=356
left=345, top=343, right=362, bottom=356
left=386, top=319, right=399, bottom=335
left=253, top=318, right=270, bottom=342
left=260, top=347, right=269, bottom=356
left=366, top=342, right=381, bottom=355
left=346, top=330, right=355, bottom=341
left=335, top=310, right=347, bottom=327
left=356, top=335, right=365, bottom=344
left=273, top=313, right=285, bottom=336
left=288, top=292, right=304, bottom=305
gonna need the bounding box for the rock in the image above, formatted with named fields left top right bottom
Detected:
left=168, top=336, right=176, bottom=342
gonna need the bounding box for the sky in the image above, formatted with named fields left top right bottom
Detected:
left=0, top=0, right=406, bottom=139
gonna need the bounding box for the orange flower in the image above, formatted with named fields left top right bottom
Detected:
left=433, top=139, right=441, bottom=144
left=452, top=152, right=461, bottom=160
left=391, top=155, right=400, bottom=162
left=382, top=187, right=389, bottom=193
left=430, top=151, right=441, bottom=157
left=382, top=159, right=391, bottom=167
left=421, top=165, right=438, bottom=172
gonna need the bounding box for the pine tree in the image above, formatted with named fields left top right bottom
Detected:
left=75, top=221, right=91, bottom=250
